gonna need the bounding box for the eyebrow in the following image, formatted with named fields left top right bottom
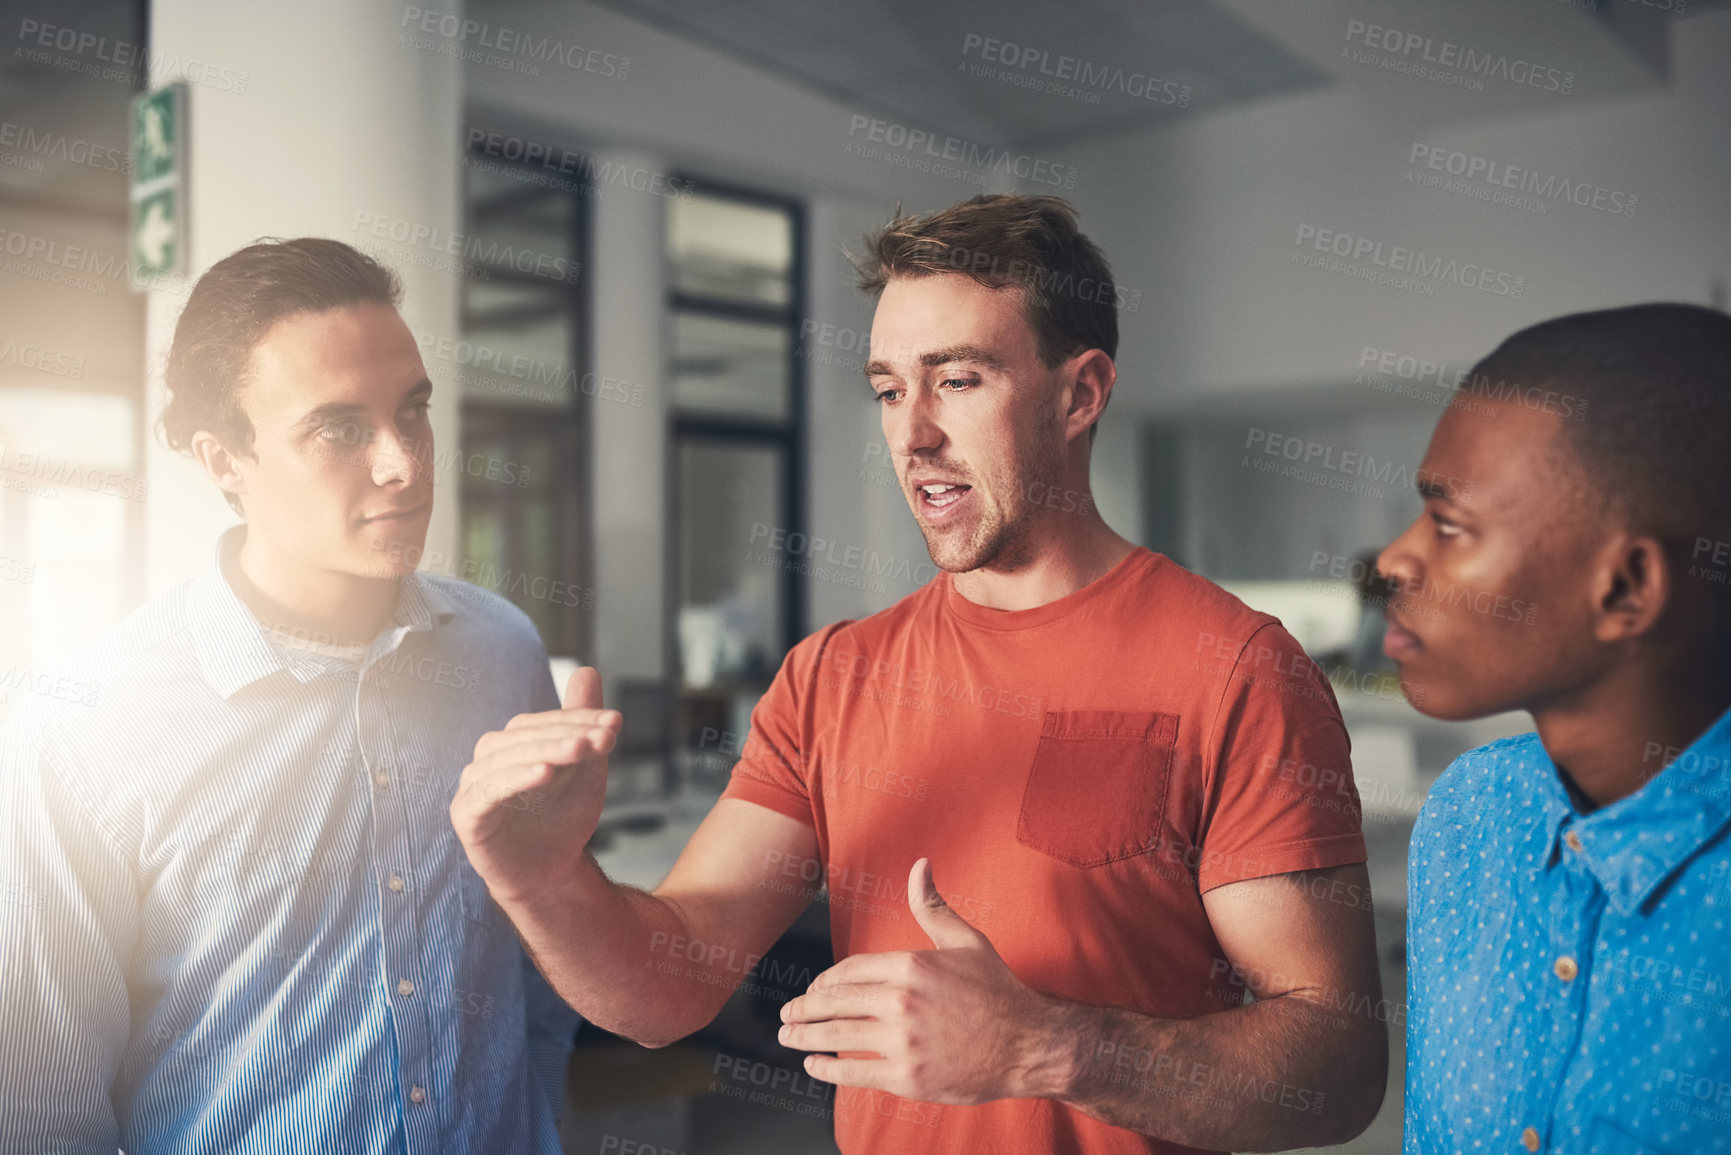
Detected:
left=862, top=344, right=1007, bottom=379
left=1415, top=477, right=1453, bottom=501
left=294, top=379, right=433, bottom=429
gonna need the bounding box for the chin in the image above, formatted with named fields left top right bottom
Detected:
left=1397, top=670, right=1516, bottom=723
left=352, top=527, right=429, bottom=578
left=920, top=532, right=991, bottom=575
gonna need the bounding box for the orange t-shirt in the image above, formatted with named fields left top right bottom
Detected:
left=722, top=547, right=1366, bottom=1155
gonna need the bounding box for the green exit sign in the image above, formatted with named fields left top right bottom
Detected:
left=128, top=83, right=187, bottom=284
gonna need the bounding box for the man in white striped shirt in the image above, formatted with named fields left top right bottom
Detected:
left=0, top=238, right=580, bottom=1154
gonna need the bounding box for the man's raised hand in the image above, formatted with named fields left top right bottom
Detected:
left=450, top=666, right=622, bottom=904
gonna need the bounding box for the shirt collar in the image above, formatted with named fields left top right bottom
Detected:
left=189, top=527, right=456, bottom=699
left=1543, top=702, right=1731, bottom=916
left=391, top=567, right=456, bottom=634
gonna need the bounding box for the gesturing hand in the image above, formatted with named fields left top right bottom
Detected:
left=449, top=666, right=622, bottom=905
left=777, top=857, right=1069, bottom=1105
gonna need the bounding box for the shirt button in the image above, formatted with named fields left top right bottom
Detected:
left=1553, top=956, right=1579, bottom=982
left=1521, top=1125, right=1541, bottom=1151
left=1564, top=831, right=1583, bottom=852
left=409, top=1085, right=426, bottom=1105
left=387, top=875, right=405, bottom=893
left=374, top=772, right=391, bottom=789
left=397, top=978, right=416, bottom=997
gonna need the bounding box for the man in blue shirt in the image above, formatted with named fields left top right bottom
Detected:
left=0, top=238, right=580, bottom=1154
left=1380, top=304, right=1731, bottom=1153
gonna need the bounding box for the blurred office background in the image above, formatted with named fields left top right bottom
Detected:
left=3, top=0, right=1729, bottom=1150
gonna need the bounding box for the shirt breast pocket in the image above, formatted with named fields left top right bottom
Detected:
left=1584, top=1116, right=1676, bottom=1155
left=1016, top=710, right=1178, bottom=868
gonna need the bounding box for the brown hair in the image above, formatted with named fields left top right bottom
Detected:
left=160, top=237, right=401, bottom=510
left=853, top=194, right=1119, bottom=369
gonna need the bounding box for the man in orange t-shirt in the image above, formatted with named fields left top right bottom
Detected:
left=451, top=195, right=1388, bottom=1154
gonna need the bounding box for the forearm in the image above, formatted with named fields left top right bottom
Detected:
left=495, top=853, right=737, bottom=1048
left=1038, top=993, right=1386, bottom=1151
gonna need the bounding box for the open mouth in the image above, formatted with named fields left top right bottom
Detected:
left=914, top=482, right=972, bottom=521
left=1382, top=618, right=1422, bottom=659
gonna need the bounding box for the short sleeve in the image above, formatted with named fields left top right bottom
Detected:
left=718, top=623, right=850, bottom=826
left=1194, top=620, right=1367, bottom=892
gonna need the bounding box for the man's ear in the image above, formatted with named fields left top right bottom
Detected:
left=190, top=431, right=248, bottom=506
left=1065, top=348, right=1116, bottom=444
left=1591, top=533, right=1671, bottom=645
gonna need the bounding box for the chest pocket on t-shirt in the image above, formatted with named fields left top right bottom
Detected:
left=1016, top=710, right=1178, bottom=868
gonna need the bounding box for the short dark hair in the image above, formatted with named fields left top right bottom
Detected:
left=853, top=194, right=1119, bottom=368
left=160, top=237, right=402, bottom=510
left=1464, top=303, right=1731, bottom=546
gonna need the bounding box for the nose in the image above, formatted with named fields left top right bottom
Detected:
left=371, top=421, right=429, bottom=488
left=1376, top=522, right=1422, bottom=595
left=885, top=386, right=945, bottom=462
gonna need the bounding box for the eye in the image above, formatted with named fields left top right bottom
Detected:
left=1431, top=511, right=1461, bottom=538
left=319, top=420, right=366, bottom=446
left=870, top=386, right=902, bottom=405
left=939, top=376, right=978, bottom=392
left=405, top=400, right=432, bottom=421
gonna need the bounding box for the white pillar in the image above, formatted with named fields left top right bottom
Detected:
left=587, top=147, right=667, bottom=688
left=143, top=0, right=463, bottom=596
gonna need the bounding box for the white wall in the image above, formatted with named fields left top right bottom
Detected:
left=144, top=0, right=463, bottom=596
left=1042, top=8, right=1731, bottom=577
left=1051, top=8, right=1731, bottom=408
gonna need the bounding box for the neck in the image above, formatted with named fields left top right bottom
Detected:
left=1531, top=651, right=1731, bottom=809
left=226, top=528, right=402, bottom=647
left=949, top=509, right=1137, bottom=611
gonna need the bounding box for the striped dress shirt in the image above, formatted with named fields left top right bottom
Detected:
left=0, top=528, right=580, bottom=1154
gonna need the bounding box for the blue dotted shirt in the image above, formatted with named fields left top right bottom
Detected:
left=1406, top=707, right=1731, bottom=1154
